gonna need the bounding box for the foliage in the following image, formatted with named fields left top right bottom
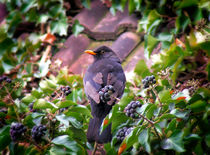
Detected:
left=0, top=0, right=209, bottom=154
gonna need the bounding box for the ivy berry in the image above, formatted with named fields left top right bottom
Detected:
left=99, top=85, right=115, bottom=102
left=142, top=75, right=156, bottom=88
left=10, top=123, right=27, bottom=141
left=31, top=124, right=47, bottom=142
left=116, top=127, right=133, bottom=142
left=124, top=101, right=141, bottom=118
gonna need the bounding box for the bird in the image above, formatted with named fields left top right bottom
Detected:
left=83, top=46, right=126, bottom=144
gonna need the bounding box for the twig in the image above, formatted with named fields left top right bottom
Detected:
left=137, top=113, right=162, bottom=140
left=4, top=86, right=21, bottom=122
left=151, top=85, right=162, bottom=107
left=92, top=142, right=98, bottom=155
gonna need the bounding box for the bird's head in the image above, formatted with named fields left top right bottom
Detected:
left=84, top=46, right=120, bottom=62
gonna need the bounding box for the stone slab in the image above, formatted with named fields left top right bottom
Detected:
left=111, top=32, right=141, bottom=62
left=69, top=41, right=113, bottom=74
left=93, top=7, right=137, bottom=33
left=53, top=34, right=91, bottom=67
left=74, top=0, right=108, bottom=30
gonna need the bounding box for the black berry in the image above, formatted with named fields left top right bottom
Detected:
left=124, top=101, right=141, bottom=118
left=51, top=92, right=56, bottom=98
left=116, top=127, right=133, bottom=142
left=31, top=124, right=47, bottom=142
left=142, top=75, right=156, bottom=88
left=60, top=86, right=72, bottom=96
left=99, top=85, right=115, bottom=102
left=10, top=123, right=27, bottom=141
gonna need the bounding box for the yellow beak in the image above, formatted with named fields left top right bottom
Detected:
left=84, top=50, right=97, bottom=55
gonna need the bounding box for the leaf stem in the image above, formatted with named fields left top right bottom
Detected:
left=151, top=85, right=162, bottom=107
left=137, top=113, right=161, bottom=140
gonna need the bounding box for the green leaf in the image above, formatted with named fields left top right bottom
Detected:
left=158, top=32, right=173, bottom=42
left=187, top=100, right=206, bottom=112
left=49, top=145, right=71, bottom=155
left=144, top=34, right=159, bottom=59
left=128, top=0, right=135, bottom=14
left=161, top=130, right=185, bottom=152
left=20, top=0, right=36, bottom=13
left=184, top=134, right=201, bottom=141
left=52, top=135, right=85, bottom=154
left=21, top=94, right=36, bottom=103
left=38, top=14, right=49, bottom=23
left=33, top=99, right=55, bottom=109
left=72, top=20, right=84, bottom=37
left=170, top=109, right=189, bottom=119
left=138, top=128, right=151, bottom=153
left=206, top=63, right=210, bottom=81
left=56, top=114, right=82, bottom=129
left=205, top=134, right=210, bottom=147
left=56, top=100, right=77, bottom=108
left=2, top=61, right=14, bottom=73
left=31, top=89, right=43, bottom=98
left=134, top=60, right=151, bottom=78
left=175, top=10, right=190, bottom=33
left=51, top=15, right=68, bottom=36
left=157, top=113, right=175, bottom=122
left=165, top=119, right=177, bottom=134
left=159, top=90, right=172, bottom=104
left=0, top=125, right=11, bottom=151
left=146, top=104, right=157, bottom=119
left=176, top=0, right=198, bottom=8
left=70, top=105, right=91, bottom=117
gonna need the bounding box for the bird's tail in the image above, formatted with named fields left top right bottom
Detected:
left=87, top=117, right=112, bottom=144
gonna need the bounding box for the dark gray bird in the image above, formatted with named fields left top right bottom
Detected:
left=83, top=46, right=126, bottom=143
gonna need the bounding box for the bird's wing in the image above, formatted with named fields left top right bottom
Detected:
left=84, top=70, right=102, bottom=104
left=84, top=62, right=126, bottom=104
left=106, top=68, right=126, bottom=105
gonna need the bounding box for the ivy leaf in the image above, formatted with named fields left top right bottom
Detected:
left=138, top=128, right=151, bottom=153
left=134, top=60, right=151, bottom=78
left=52, top=135, right=84, bottom=153
left=0, top=125, right=11, bottom=151
left=21, top=94, right=36, bottom=103
left=161, top=130, right=185, bottom=152
left=70, top=105, right=91, bottom=117
left=51, top=15, right=68, bottom=36
left=72, top=20, right=84, bottom=37
left=33, top=99, right=55, bottom=109
left=144, top=34, right=159, bottom=59
left=56, top=114, right=82, bottom=129
left=170, top=109, right=189, bottom=119
left=20, top=0, right=36, bottom=13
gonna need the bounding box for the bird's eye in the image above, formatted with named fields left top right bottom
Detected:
left=101, top=50, right=105, bottom=54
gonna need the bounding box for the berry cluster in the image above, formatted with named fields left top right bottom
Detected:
left=116, top=127, right=133, bottom=141
left=60, top=86, right=71, bottom=96
left=10, top=123, right=27, bottom=141
left=142, top=75, right=156, bottom=88
left=124, top=101, right=141, bottom=118
left=0, top=75, right=12, bottom=84
left=31, top=124, right=47, bottom=142
left=99, top=85, right=115, bottom=102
